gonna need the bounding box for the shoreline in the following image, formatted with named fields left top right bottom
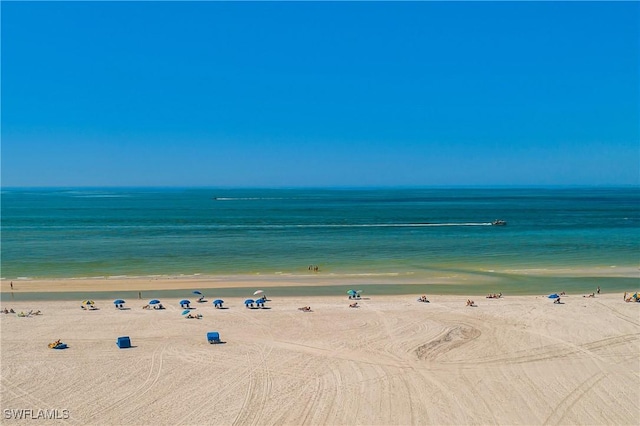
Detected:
left=3, top=265, right=637, bottom=283
left=1, top=267, right=637, bottom=300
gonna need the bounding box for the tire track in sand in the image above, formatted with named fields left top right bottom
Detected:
left=231, top=308, right=276, bottom=426
left=91, top=340, right=168, bottom=417
left=0, top=377, right=77, bottom=425
left=542, top=371, right=607, bottom=426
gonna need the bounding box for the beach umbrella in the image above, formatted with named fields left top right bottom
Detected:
left=347, top=290, right=357, bottom=296
left=193, top=290, right=203, bottom=295
left=213, top=299, right=224, bottom=305
left=182, top=310, right=191, bottom=315
left=113, top=299, right=125, bottom=305
left=149, top=299, right=161, bottom=305
left=244, top=299, right=255, bottom=305
left=180, top=299, right=191, bottom=305
left=83, top=300, right=95, bottom=305
left=548, top=294, right=559, bottom=299
left=253, top=290, right=264, bottom=296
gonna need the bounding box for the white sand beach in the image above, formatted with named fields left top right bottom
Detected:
left=1, top=292, right=638, bottom=425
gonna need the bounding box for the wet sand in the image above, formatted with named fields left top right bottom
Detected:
left=1, top=265, right=637, bottom=294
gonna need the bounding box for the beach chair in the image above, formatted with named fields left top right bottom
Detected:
left=207, top=332, right=221, bottom=344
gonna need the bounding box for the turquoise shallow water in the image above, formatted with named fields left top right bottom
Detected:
left=1, top=187, right=638, bottom=297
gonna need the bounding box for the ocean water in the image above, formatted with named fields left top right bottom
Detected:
left=1, top=187, right=638, bottom=294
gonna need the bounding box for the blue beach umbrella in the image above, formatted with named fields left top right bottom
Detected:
left=180, top=299, right=191, bottom=305
left=193, top=291, right=203, bottom=295
left=182, top=310, right=191, bottom=315
left=244, top=299, right=255, bottom=305
left=149, top=299, right=161, bottom=305
left=548, top=294, right=559, bottom=299
left=213, top=299, right=224, bottom=305
left=347, top=290, right=357, bottom=296
left=113, top=299, right=125, bottom=305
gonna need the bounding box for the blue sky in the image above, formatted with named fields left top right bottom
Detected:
left=2, top=2, right=638, bottom=187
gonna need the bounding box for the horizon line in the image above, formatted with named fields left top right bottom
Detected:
left=2, top=184, right=639, bottom=191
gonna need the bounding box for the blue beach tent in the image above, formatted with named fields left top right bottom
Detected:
left=116, top=336, right=131, bottom=349
left=180, top=299, right=191, bottom=307
left=213, top=299, right=224, bottom=308
left=207, top=332, right=221, bottom=344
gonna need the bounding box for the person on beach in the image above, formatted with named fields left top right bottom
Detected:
left=554, top=297, right=562, bottom=304
left=10, top=281, right=13, bottom=290
left=597, top=286, right=601, bottom=294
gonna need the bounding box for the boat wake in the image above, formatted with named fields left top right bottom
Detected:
left=218, top=222, right=494, bottom=229
left=317, top=223, right=493, bottom=228
left=4, top=222, right=495, bottom=231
